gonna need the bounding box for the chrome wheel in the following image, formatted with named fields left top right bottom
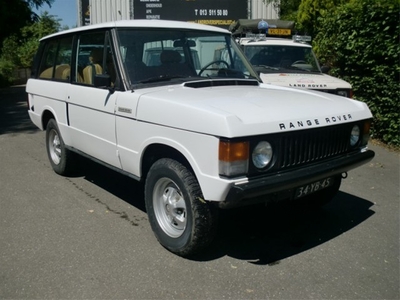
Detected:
left=48, top=129, right=61, bottom=165
left=153, top=177, right=187, bottom=238
left=145, top=158, right=217, bottom=256
left=45, top=119, right=75, bottom=175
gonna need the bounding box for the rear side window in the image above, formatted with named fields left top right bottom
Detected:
left=38, top=36, right=73, bottom=81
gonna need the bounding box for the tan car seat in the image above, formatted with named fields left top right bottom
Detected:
left=83, top=48, right=103, bottom=84
left=159, top=50, right=193, bottom=77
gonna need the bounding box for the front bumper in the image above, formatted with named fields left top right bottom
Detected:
left=219, top=149, right=375, bottom=209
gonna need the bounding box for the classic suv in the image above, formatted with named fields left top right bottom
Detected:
left=230, top=19, right=353, bottom=98
left=26, top=20, right=375, bottom=257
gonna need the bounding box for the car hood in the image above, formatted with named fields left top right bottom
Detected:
left=136, top=81, right=371, bottom=138
left=259, top=73, right=352, bottom=90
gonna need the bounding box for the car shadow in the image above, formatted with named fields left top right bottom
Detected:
left=76, top=156, right=147, bottom=212
left=77, top=157, right=375, bottom=264
left=195, top=193, right=375, bottom=264
left=0, top=85, right=38, bottom=135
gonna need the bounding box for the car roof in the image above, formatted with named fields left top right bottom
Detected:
left=40, top=19, right=230, bottom=41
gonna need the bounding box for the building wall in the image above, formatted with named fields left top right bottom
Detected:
left=90, top=0, right=131, bottom=24
left=79, top=0, right=279, bottom=26
left=250, top=0, right=279, bottom=19
left=77, top=0, right=90, bottom=26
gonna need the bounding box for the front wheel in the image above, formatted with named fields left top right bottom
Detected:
left=46, top=119, right=75, bottom=175
left=145, top=158, right=218, bottom=257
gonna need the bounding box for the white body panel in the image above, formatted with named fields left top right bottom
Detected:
left=133, top=83, right=366, bottom=137
left=112, top=83, right=371, bottom=201
left=27, top=79, right=371, bottom=202
left=67, top=85, right=121, bottom=168
left=27, top=20, right=373, bottom=203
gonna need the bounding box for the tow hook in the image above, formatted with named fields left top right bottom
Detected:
left=342, top=172, right=348, bottom=179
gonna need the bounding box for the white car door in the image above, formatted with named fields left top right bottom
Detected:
left=67, top=85, right=120, bottom=168
left=66, top=31, right=121, bottom=169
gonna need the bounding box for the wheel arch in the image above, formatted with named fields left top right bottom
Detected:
left=140, top=143, right=195, bottom=183
left=41, top=109, right=56, bottom=130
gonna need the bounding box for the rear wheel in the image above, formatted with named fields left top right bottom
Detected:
left=46, top=119, right=75, bottom=175
left=145, top=158, right=217, bottom=257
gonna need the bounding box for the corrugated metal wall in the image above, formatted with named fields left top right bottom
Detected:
left=249, top=0, right=279, bottom=19
left=90, top=0, right=131, bottom=24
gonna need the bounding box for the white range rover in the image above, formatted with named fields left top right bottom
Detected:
left=26, top=20, right=375, bottom=257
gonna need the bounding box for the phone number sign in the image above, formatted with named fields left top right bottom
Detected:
left=134, top=0, right=247, bottom=28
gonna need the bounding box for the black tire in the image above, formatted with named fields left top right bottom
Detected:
left=145, top=158, right=218, bottom=257
left=45, top=119, right=75, bottom=176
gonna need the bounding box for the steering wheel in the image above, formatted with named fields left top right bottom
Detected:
left=199, top=60, right=230, bottom=76
left=291, top=60, right=307, bottom=65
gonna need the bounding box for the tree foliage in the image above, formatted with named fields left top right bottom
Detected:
left=262, top=0, right=302, bottom=19
left=0, top=12, right=60, bottom=85
left=314, top=0, right=400, bottom=146
left=20, top=12, right=62, bottom=67
left=0, top=0, right=54, bottom=46
left=296, top=0, right=350, bottom=36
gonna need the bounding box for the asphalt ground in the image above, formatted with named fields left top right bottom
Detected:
left=0, top=85, right=399, bottom=299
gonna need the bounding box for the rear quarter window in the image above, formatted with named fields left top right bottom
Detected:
left=38, top=36, right=73, bottom=81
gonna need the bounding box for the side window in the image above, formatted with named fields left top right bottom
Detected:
left=75, top=31, right=117, bottom=86
left=105, top=34, right=117, bottom=85
left=38, top=36, right=73, bottom=81
left=38, top=40, right=57, bottom=79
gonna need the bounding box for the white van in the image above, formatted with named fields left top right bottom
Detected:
left=26, top=20, right=374, bottom=257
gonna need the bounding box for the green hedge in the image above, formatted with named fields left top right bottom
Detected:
left=314, top=0, right=399, bottom=146
left=0, top=58, right=15, bottom=87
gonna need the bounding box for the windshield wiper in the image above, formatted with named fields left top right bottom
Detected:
left=254, top=65, right=279, bottom=71
left=285, top=66, right=312, bottom=72
left=138, top=74, right=188, bottom=84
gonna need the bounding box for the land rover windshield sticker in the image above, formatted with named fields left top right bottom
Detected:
left=279, top=114, right=353, bottom=130
left=275, top=75, right=330, bottom=88
left=289, top=83, right=328, bottom=88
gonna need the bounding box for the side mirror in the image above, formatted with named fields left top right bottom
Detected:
left=94, top=74, right=115, bottom=94
left=321, top=65, right=330, bottom=74
left=94, top=74, right=111, bottom=87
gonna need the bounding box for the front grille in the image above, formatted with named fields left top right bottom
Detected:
left=245, top=122, right=361, bottom=177
left=277, top=124, right=351, bottom=169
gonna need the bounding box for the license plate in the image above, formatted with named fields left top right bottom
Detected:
left=268, top=28, right=291, bottom=36
left=295, top=178, right=333, bottom=199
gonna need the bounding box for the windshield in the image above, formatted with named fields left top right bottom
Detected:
left=243, top=45, right=322, bottom=73
left=116, top=28, right=259, bottom=87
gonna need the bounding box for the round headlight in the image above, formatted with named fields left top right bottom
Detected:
left=350, top=125, right=360, bottom=146
left=252, top=141, right=273, bottom=169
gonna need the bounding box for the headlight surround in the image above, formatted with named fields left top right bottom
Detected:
left=350, top=125, right=360, bottom=146
left=337, top=89, right=353, bottom=98
left=337, top=90, right=348, bottom=97
left=252, top=141, right=273, bottom=169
